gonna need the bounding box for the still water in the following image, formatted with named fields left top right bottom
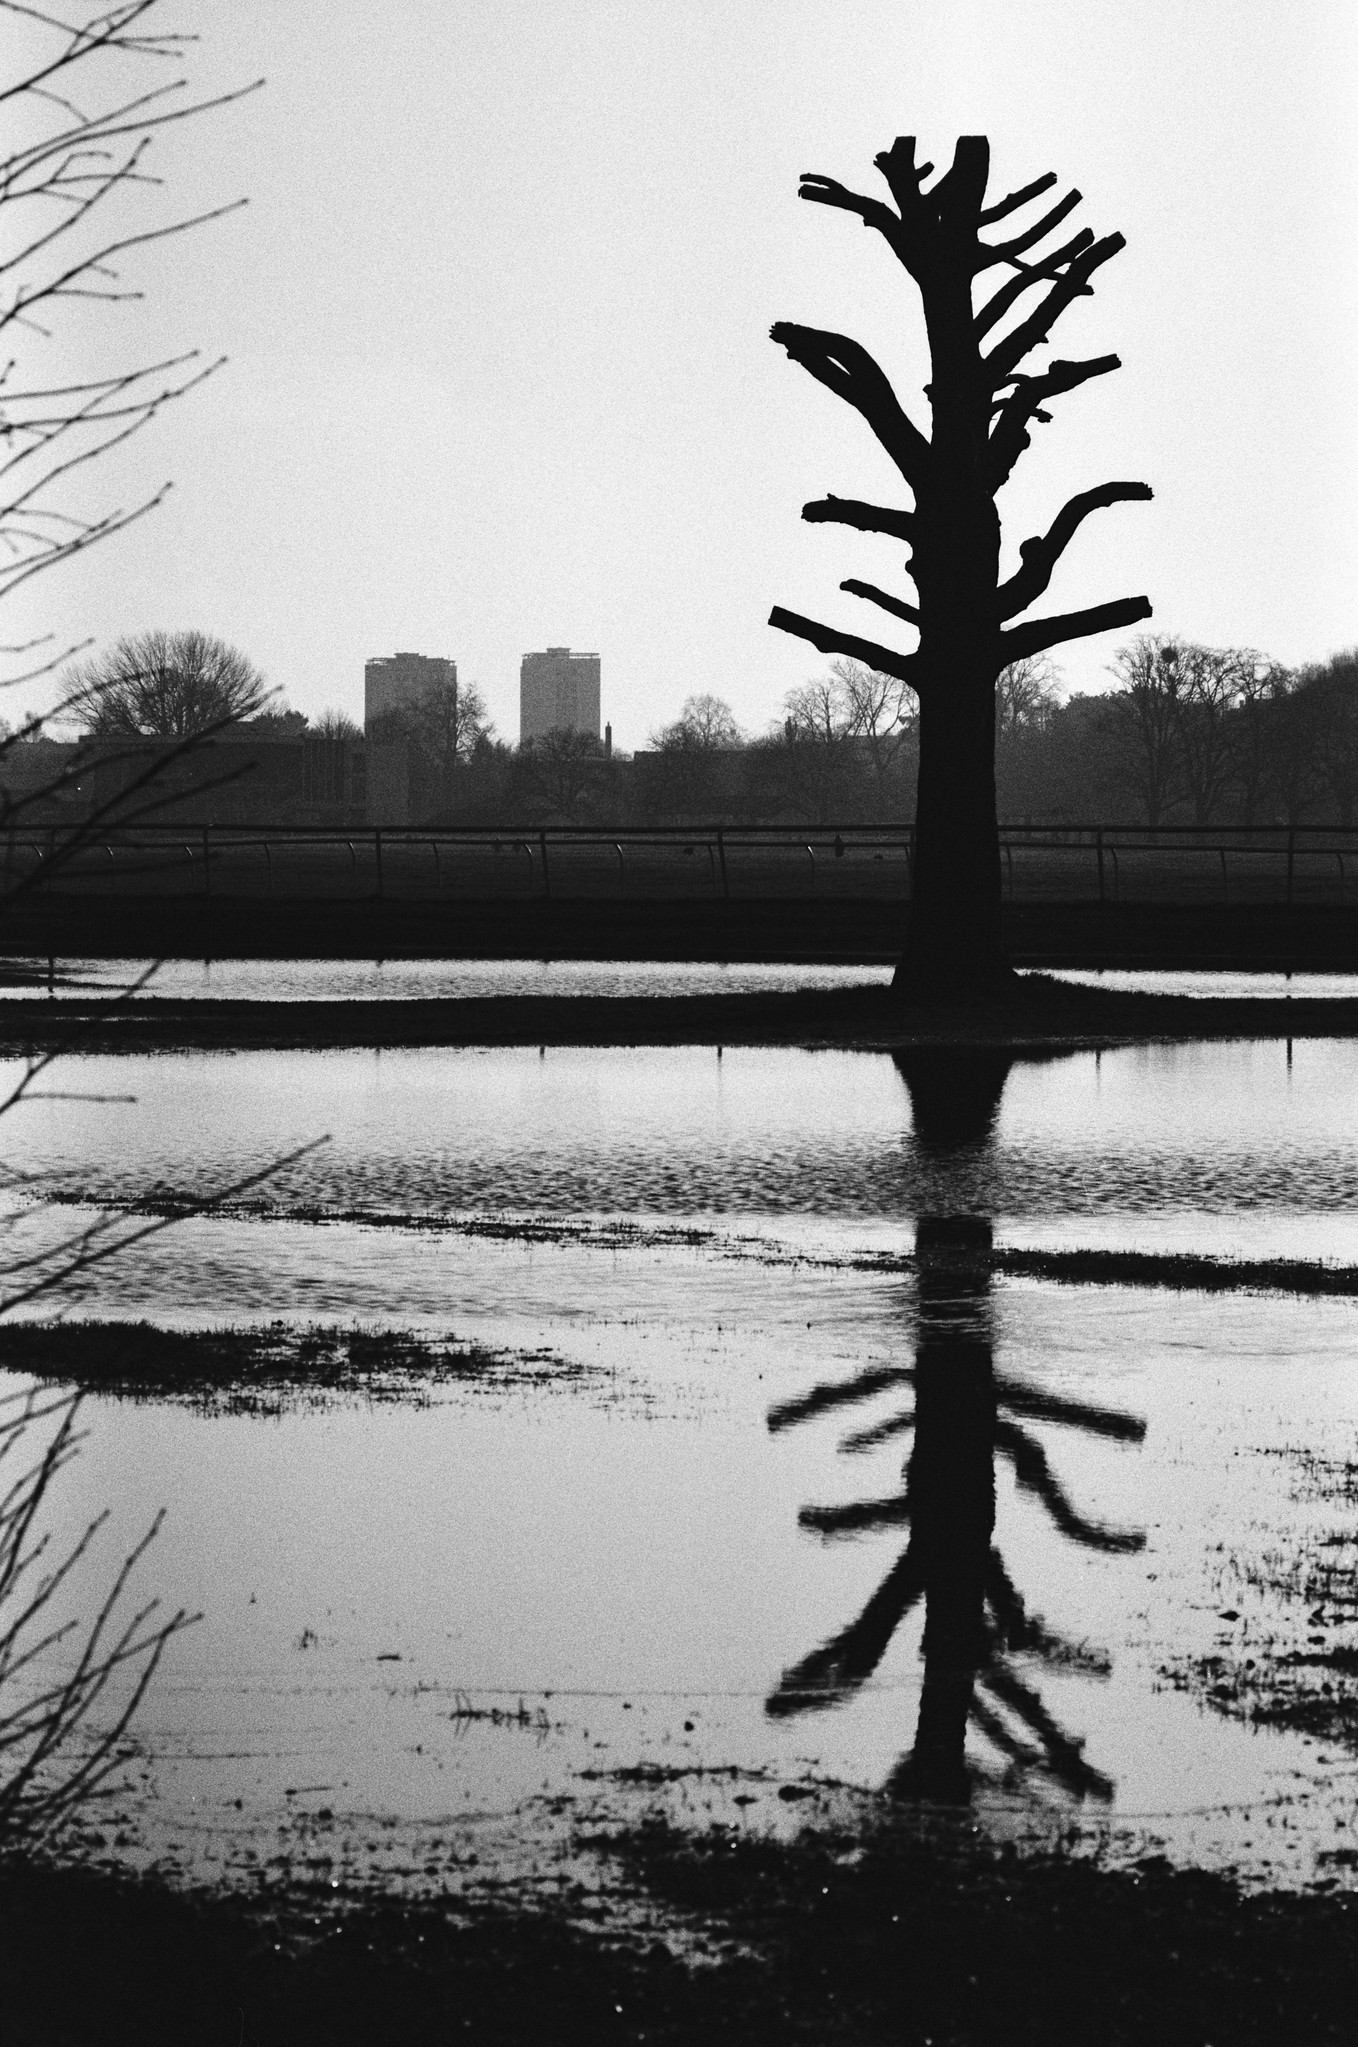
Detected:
left=3, top=1037, right=1357, bottom=1902
left=6, top=955, right=1358, bottom=1003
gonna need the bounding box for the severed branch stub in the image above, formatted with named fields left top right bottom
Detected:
left=769, top=134, right=1152, bottom=994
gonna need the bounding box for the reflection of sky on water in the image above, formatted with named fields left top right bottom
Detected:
left=0, top=956, right=894, bottom=1002
left=6, top=1039, right=1358, bottom=1252
left=5, top=956, right=1358, bottom=1004
left=6, top=1036, right=1358, bottom=1896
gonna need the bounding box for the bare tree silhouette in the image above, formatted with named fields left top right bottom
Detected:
left=0, top=9, right=273, bottom=1846
left=0, top=1076, right=321, bottom=1844
left=65, top=629, right=266, bottom=737
left=1, top=1, right=260, bottom=691
left=766, top=1053, right=1145, bottom=1805
left=769, top=137, right=1151, bottom=993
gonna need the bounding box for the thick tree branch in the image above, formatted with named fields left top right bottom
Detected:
left=974, top=229, right=1095, bottom=339
left=840, top=578, right=920, bottom=626
left=978, top=188, right=1081, bottom=269
left=768, top=605, right=921, bottom=689
left=977, top=169, right=1056, bottom=225
left=801, top=494, right=915, bottom=542
left=872, top=134, right=930, bottom=220
left=796, top=173, right=904, bottom=257
left=770, top=321, right=931, bottom=487
left=985, top=234, right=1125, bottom=384
left=988, top=354, right=1122, bottom=487
left=1001, top=594, right=1152, bottom=662
left=997, top=481, right=1153, bottom=621
left=930, top=134, right=990, bottom=226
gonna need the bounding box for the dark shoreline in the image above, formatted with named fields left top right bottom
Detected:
left=8, top=1811, right=1357, bottom=2045
left=4, top=977, right=1358, bottom=1051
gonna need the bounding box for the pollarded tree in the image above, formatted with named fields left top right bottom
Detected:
left=769, top=135, right=1152, bottom=992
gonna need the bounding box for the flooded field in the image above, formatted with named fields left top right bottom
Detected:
left=5, top=954, right=1358, bottom=1003
left=3, top=1034, right=1358, bottom=1913
left=0, top=956, right=894, bottom=1002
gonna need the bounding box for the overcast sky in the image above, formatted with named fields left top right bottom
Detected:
left=12, top=0, right=1358, bottom=747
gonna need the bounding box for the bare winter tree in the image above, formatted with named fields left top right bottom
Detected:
left=0, top=3, right=260, bottom=880
left=1163, top=642, right=1256, bottom=826
left=314, top=708, right=361, bottom=744
left=1107, top=636, right=1183, bottom=828
left=0, top=5, right=261, bottom=1843
left=512, top=725, right=604, bottom=822
left=1299, top=651, right=1358, bottom=829
left=1230, top=659, right=1291, bottom=826
left=1261, top=672, right=1321, bottom=826
left=0, top=2, right=259, bottom=694
left=769, top=135, right=1152, bottom=992
left=430, top=675, right=492, bottom=769
left=65, top=628, right=266, bottom=736
left=783, top=673, right=851, bottom=748
left=650, top=692, right=742, bottom=752
left=830, top=657, right=916, bottom=781
left=995, top=653, right=1059, bottom=741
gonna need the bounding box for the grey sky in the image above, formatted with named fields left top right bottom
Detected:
left=14, top=0, right=1357, bottom=748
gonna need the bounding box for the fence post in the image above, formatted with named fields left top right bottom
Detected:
left=374, top=828, right=383, bottom=900
left=1286, top=828, right=1295, bottom=907
left=539, top=829, right=551, bottom=899
left=1096, top=827, right=1105, bottom=905
left=716, top=826, right=729, bottom=900
left=202, top=824, right=211, bottom=898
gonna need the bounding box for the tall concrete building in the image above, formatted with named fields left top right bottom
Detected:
left=363, top=651, right=455, bottom=826
left=364, top=651, right=456, bottom=732
left=519, top=647, right=600, bottom=742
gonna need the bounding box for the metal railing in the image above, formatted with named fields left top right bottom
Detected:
left=4, top=819, right=1358, bottom=906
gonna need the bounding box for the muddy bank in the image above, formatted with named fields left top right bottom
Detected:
left=7, top=1808, right=1358, bottom=2045
left=4, top=976, right=1358, bottom=1050
left=989, top=1247, right=1358, bottom=1297
left=0, top=1319, right=586, bottom=1414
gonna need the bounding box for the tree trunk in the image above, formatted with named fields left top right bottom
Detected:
left=898, top=657, right=1005, bottom=991
left=894, top=1215, right=997, bottom=1803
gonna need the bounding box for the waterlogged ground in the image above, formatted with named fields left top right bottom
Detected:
left=0, top=955, right=896, bottom=1002
left=6, top=955, right=1358, bottom=1004
left=3, top=1035, right=1358, bottom=1915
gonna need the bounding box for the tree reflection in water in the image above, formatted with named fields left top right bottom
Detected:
left=766, top=1049, right=1146, bottom=1806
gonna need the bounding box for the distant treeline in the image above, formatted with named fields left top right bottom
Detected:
left=443, top=639, right=1358, bottom=829
left=7, top=635, right=1356, bottom=831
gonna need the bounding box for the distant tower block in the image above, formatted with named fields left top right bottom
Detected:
left=519, top=647, right=600, bottom=741
left=364, top=651, right=456, bottom=733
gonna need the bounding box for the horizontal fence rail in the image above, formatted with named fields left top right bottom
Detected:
left=4, top=821, right=1358, bottom=907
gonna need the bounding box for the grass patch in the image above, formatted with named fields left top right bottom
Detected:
left=0, top=1319, right=583, bottom=1415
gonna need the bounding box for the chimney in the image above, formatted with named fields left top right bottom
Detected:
left=604, top=721, right=613, bottom=760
